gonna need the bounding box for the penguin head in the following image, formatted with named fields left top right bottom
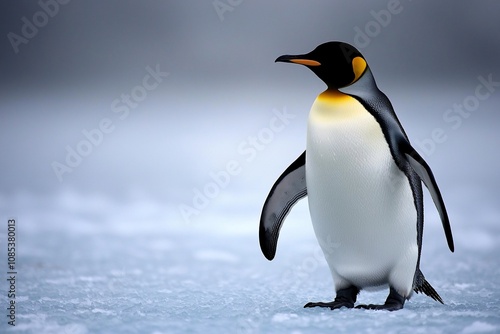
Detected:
left=276, top=41, right=367, bottom=89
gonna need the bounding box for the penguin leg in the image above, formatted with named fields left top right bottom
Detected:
left=355, top=287, right=405, bottom=311
left=304, top=286, right=359, bottom=310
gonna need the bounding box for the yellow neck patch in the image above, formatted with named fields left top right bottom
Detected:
left=311, top=90, right=366, bottom=123
left=317, top=89, right=351, bottom=103
left=350, top=56, right=367, bottom=84
left=309, top=89, right=367, bottom=125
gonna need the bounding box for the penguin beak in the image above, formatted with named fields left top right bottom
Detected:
left=275, top=54, right=321, bottom=66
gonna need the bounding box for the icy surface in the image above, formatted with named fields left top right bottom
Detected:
left=1, top=189, right=499, bottom=334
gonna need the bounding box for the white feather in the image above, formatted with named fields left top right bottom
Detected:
left=306, top=92, right=418, bottom=297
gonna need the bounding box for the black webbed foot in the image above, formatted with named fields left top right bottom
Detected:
left=304, top=286, right=359, bottom=310
left=355, top=287, right=405, bottom=311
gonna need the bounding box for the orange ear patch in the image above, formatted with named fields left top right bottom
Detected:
left=351, top=57, right=367, bottom=84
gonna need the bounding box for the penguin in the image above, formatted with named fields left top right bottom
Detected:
left=259, top=41, right=454, bottom=311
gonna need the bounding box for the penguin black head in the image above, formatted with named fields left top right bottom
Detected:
left=276, top=41, right=367, bottom=89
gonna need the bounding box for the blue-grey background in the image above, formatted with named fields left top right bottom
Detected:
left=0, top=1, right=499, bottom=333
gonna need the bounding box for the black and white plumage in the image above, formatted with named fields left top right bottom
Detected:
left=259, top=42, right=454, bottom=311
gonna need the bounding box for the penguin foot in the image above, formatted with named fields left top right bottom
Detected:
left=304, top=286, right=359, bottom=310
left=304, top=300, right=354, bottom=310
left=355, top=287, right=405, bottom=311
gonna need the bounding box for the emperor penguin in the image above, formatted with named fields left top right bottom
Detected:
left=259, top=41, right=454, bottom=311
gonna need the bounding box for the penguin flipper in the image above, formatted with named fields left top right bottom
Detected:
left=404, top=148, right=454, bottom=252
left=259, top=151, right=307, bottom=260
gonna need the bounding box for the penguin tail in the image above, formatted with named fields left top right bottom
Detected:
left=413, top=270, right=444, bottom=304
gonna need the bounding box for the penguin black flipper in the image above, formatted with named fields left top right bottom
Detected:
left=404, top=147, right=454, bottom=252
left=260, top=151, right=307, bottom=260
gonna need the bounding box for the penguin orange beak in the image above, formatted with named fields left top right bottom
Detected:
left=275, top=55, right=321, bottom=66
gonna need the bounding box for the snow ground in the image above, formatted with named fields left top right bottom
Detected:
left=0, top=190, right=499, bottom=334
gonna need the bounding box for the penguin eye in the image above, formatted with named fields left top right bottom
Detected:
left=350, top=57, right=367, bottom=84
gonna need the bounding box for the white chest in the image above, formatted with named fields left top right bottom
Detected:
left=306, top=92, right=418, bottom=290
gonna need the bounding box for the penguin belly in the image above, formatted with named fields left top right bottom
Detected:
left=306, top=93, right=418, bottom=297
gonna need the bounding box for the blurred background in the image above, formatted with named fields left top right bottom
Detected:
left=0, top=1, right=499, bottom=332
left=1, top=1, right=499, bottom=232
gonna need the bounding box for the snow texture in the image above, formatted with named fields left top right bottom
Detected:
left=1, top=183, right=499, bottom=334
